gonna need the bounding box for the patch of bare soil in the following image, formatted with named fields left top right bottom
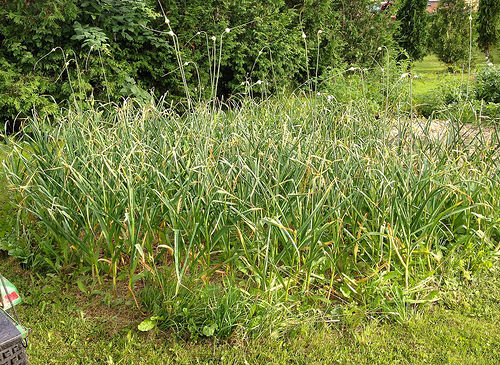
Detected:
left=389, top=118, right=498, bottom=149
left=73, top=278, right=146, bottom=336
left=0, top=253, right=145, bottom=336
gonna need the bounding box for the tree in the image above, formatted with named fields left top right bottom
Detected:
left=430, top=0, right=471, bottom=66
left=332, top=0, right=396, bottom=66
left=396, top=0, right=429, bottom=61
left=477, top=0, right=500, bottom=63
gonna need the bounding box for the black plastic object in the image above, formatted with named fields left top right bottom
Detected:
left=0, top=312, right=28, bottom=365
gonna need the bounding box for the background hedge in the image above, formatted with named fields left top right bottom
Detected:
left=1, top=0, right=395, bottom=127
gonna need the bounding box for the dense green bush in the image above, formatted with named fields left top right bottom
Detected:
left=415, top=80, right=467, bottom=118
left=474, top=66, right=500, bottom=103
left=0, top=0, right=176, bottom=130
left=480, top=102, right=500, bottom=123
left=320, top=62, right=411, bottom=118
left=157, top=0, right=306, bottom=98
left=477, top=0, right=500, bottom=62
left=0, top=0, right=76, bottom=130
left=0, top=0, right=397, bottom=127
left=333, top=0, right=396, bottom=66
left=415, top=72, right=500, bottom=124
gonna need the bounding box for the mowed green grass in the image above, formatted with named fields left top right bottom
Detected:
left=0, top=254, right=498, bottom=364
left=412, top=55, right=467, bottom=96
left=488, top=44, right=500, bottom=64
left=412, top=46, right=500, bottom=97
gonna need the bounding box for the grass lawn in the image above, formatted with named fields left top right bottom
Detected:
left=412, top=55, right=469, bottom=97
left=485, top=44, right=500, bottom=64
left=412, top=46, right=500, bottom=97
left=1, top=254, right=499, bottom=364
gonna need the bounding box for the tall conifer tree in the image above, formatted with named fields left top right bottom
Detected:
left=477, top=0, right=500, bottom=62
left=396, top=0, right=429, bottom=61
left=430, top=0, right=471, bottom=66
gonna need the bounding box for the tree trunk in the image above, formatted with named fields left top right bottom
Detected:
left=485, top=47, right=491, bottom=63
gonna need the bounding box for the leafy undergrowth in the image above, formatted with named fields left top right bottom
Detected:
left=0, top=255, right=498, bottom=364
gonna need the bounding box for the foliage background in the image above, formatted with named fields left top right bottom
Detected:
left=0, top=0, right=397, bottom=127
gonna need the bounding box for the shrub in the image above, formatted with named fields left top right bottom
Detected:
left=477, top=0, right=500, bottom=62
left=332, top=0, right=396, bottom=66
left=0, top=0, right=79, bottom=131
left=0, top=0, right=399, bottom=125
left=0, top=0, right=177, bottom=127
left=158, top=0, right=307, bottom=98
left=415, top=80, right=467, bottom=117
left=320, top=61, right=411, bottom=117
left=480, top=102, right=500, bottom=123
left=474, top=66, right=500, bottom=103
